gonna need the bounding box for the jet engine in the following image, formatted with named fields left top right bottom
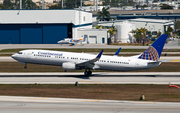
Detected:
left=62, top=62, right=76, bottom=70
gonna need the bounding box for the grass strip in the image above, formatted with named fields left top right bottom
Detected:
left=2, top=48, right=180, bottom=53
left=0, top=84, right=179, bottom=102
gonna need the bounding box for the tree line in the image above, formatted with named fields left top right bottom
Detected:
left=1, top=0, right=176, bottom=9
left=0, top=0, right=39, bottom=9
left=49, top=0, right=83, bottom=9
left=0, top=0, right=84, bottom=9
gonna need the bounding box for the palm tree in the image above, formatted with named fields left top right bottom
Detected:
left=137, top=28, right=147, bottom=39
left=157, top=31, right=162, bottom=37
left=108, top=26, right=117, bottom=44
left=95, top=25, right=106, bottom=29
left=166, top=26, right=173, bottom=37
left=97, top=7, right=111, bottom=21
left=137, top=27, right=148, bottom=45
left=131, top=28, right=148, bottom=45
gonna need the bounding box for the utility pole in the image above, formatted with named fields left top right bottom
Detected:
left=42, top=0, right=45, bottom=9
left=75, top=0, right=77, bottom=8
left=81, top=0, right=82, bottom=8
left=96, top=0, right=98, bottom=11
left=20, top=0, right=22, bottom=9
left=62, top=0, right=63, bottom=9
left=94, top=0, right=95, bottom=11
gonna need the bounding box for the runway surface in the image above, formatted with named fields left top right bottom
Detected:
left=0, top=96, right=180, bottom=113
left=0, top=72, right=180, bottom=84
left=1, top=39, right=180, bottom=113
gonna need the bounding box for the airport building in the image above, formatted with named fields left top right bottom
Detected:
left=98, top=18, right=174, bottom=43
left=77, top=28, right=108, bottom=44
left=98, top=18, right=174, bottom=34
left=0, top=10, right=93, bottom=44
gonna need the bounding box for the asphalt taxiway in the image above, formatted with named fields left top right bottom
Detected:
left=0, top=43, right=180, bottom=50
left=0, top=96, right=180, bottom=113
left=0, top=72, right=180, bottom=84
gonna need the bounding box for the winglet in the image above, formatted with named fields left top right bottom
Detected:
left=97, top=50, right=104, bottom=59
left=114, top=48, right=121, bottom=56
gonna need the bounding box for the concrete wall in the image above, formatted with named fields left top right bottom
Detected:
left=98, top=19, right=174, bottom=34
left=73, top=10, right=92, bottom=38
left=77, top=29, right=108, bottom=44
left=0, top=10, right=92, bottom=25
left=0, top=10, right=75, bottom=24
left=129, top=20, right=174, bottom=34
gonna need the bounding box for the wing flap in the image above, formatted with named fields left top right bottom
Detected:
left=76, top=50, right=103, bottom=69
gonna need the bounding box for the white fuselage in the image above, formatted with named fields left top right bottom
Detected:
left=12, top=50, right=160, bottom=71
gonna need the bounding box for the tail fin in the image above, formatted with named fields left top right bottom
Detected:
left=138, top=34, right=168, bottom=61
left=79, top=36, right=86, bottom=42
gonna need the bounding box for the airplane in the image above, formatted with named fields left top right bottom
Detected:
left=57, top=37, right=85, bottom=45
left=12, top=34, right=168, bottom=76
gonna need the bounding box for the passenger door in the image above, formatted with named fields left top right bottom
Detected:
left=27, top=51, right=32, bottom=59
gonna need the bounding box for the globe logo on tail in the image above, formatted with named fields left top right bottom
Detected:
left=138, top=46, right=159, bottom=61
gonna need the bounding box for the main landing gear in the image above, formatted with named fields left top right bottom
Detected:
left=84, top=69, right=92, bottom=76
left=24, top=64, right=27, bottom=69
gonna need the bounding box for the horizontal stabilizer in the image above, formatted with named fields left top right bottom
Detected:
left=148, top=61, right=161, bottom=65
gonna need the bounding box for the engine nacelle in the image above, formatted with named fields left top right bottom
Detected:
left=62, top=62, right=76, bottom=70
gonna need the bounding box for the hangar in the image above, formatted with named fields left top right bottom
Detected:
left=0, top=10, right=92, bottom=44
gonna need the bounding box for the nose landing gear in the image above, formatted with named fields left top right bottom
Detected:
left=24, top=64, right=27, bottom=69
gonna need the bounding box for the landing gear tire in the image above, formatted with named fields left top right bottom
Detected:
left=84, top=71, right=88, bottom=76
left=88, top=71, right=92, bottom=75
left=84, top=70, right=92, bottom=76
left=24, top=65, right=27, bottom=69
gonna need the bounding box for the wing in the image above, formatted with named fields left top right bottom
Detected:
left=69, top=39, right=82, bottom=44
left=76, top=50, right=103, bottom=69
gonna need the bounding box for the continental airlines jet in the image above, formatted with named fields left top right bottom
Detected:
left=12, top=34, right=168, bottom=75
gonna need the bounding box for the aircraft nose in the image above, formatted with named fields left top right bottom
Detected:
left=57, top=41, right=61, bottom=43
left=11, top=54, right=17, bottom=59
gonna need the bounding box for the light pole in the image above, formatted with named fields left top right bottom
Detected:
left=81, top=0, right=82, bottom=8
left=20, top=0, right=22, bottom=9
left=42, top=0, right=45, bottom=9
left=62, top=0, right=63, bottom=9
left=96, top=0, right=98, bottom=11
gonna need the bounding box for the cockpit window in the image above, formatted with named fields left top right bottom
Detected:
left=18, top=52, right=23, bottom=54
